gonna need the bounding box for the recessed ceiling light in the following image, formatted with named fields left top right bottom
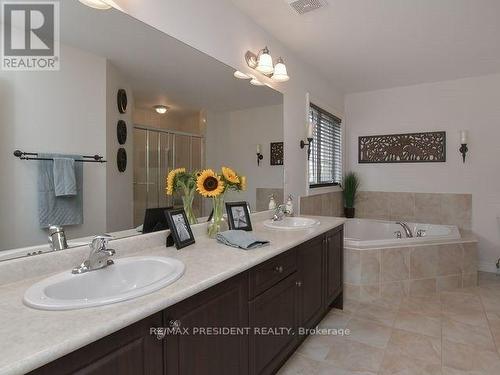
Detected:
left=79, top=0, right=112, bottom=10
left=233, top=71, right=251, bottom=79
left=154, top=105, right=169, bottom=114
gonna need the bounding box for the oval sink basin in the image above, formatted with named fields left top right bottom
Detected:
left=264, top=217, right=320, bottom=230
left=23, top=256, right=185, bottom=311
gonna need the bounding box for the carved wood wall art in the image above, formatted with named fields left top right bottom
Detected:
left=270, top=142, right=284, bottom=166
left=358, top=131, right=446, bottom=163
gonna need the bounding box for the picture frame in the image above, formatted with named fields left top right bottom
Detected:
left=225, top=201, right=253, bottom=231
left=165, top=208, right=196, bottom=249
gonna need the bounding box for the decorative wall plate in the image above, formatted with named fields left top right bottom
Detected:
left=117, top=148, right=127, bottom=172
left=358, top=131, right=446, bottom=163
left=117, top=89, right=127, bottom=114
left=270, top=142, right=284, bottom=166
left=117, top=120, right=127, bottom=145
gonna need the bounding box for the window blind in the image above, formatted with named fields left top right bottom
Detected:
left=308, top=103, right=342, bottom=187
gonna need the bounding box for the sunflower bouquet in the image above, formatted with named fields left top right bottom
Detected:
left=166, top=168, right=198, bottom=225
left=196, top=167, right=246, bottom=237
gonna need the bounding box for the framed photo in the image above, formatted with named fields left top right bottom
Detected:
left=226, top=202, right=253, bottom=231
left=165, top=208, right=195, bottom=249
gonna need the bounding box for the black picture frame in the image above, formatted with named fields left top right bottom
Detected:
left=165, top=208, right=196, bottom=249
left=270, top=142, right=284, bottom=165
left=225, top=201, right=252, bottom=231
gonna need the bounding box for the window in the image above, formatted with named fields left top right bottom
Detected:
left=308, top=103, right=342, bottom=188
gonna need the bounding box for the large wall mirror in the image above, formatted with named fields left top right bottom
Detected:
left=0, top=2, right=284, bottom=261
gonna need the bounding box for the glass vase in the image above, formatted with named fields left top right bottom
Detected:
left=208, top=195, right=227, bottom=238
left=182, top=191, right=198, bottom=225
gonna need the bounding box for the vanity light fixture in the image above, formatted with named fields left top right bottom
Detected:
left=300, top=120, right=315, bottom=160
left=78, top=0, right=112, bottom=10
left=154, top=105, right=169, bottom=114
left=459, top=130, right=468, bottom=163
left=256, top=144, right=264, bottom=166
left=245, top=47, right=290, bottom=82
left=233, top=71, right=251, bottom=79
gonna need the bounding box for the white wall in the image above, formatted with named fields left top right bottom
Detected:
left=0, top=45, right=107, bottom=250
left=113, top=0, right=344, bottom=207
left=345, top=74, right=500, bottom=270
left=106, top=62, right=134, bottom=232
left=206, top=104, right=284, bottom=210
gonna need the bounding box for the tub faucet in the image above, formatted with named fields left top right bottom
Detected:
left=396, top=222, right=413, bottom=238
left=72, top=235, right=115, bottom=274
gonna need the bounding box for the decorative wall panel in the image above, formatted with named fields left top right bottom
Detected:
left=358, top=131, right=446, bottom=163
left=270, top=142, right=284, bottom=165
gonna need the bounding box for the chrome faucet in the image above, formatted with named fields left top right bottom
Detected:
left=272, top=204, right=290, bottom=221
left=396, top=222, right=413, bottom=238
left=72, top=235, right=115, bottom=274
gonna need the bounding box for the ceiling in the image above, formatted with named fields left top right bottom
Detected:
left=60, top=1, right=282, bottom=113
left=229, top=0, right=500, bottom=93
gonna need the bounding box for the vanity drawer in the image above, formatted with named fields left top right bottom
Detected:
left=249, top=249, right=297, bottom=299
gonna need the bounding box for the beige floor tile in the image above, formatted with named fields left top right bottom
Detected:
left=346, top=318, right=392, bottom=349
left=442, top=307, right=489, bottom=327
left=343, top=299, right=360, bottom=314
left=399, top=296, right=442, bottom=318
left=379, top=351, right=442, bottom=375
left=442, top=339, right=500, bottom=375
left=385, top=329, right=441, bottom=365
left=316, top=362, right=377, bottom=375
left=442, top=317, right=496, bottom=351
left=352, top=302, right=398, bottom=327
left=317, top=310, right=351, bottom=329
left=478, top=271, right=500, bottom=286
left=323, top=336, right=385, bottom=372
left=394, top=310, right=441, bottom=338
left=441, top=291, right=483, bottom=312
left=296, top=335, right=335, bottom=362
left=276, top=352, right=321, bottom=375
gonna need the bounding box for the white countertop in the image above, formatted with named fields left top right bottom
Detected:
left=0, top=216, right=345, bottom=375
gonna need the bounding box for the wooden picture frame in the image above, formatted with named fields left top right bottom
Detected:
left=165, top=208, right=195, bottom=249
left=225, top=201, right=253, bottom=232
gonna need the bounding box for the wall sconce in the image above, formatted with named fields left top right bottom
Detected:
left=244, top=47, right=290, bottom=82
left=256, top=144, right=263, bottom=166
left=459, top=130, right=468, bottom=163
left=300, top=121, right=314, bottom=160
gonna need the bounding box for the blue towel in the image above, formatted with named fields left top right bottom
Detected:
left=53, top=158, right=76, bottom=196
left=216, top=230, right=270, bottom=250
left=38, top=154, right=83, bottom=228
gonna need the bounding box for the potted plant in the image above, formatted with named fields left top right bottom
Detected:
left=342, top=172, right=360, bottom=218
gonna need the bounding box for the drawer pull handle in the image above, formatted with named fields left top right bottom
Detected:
left=296, top=281, right=302, bottom=288
left=274, top=265, right=284, bottom=273
left=169, top=320, right=181, bottom=329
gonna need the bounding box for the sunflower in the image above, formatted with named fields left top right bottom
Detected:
left=166, top=168, right=186, bottom=195
left=196, top=169, right=225, bottom=197
left=222, top=166, right=240, bottom=184
left=240, top=176, right=247, bottom=191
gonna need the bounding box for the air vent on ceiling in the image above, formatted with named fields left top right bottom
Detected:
left=286, top=0, right=327, bottom=15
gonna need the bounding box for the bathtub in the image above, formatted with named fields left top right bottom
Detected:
left=344, top=218, right=461, bottom=249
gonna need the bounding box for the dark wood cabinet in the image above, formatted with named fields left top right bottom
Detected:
left=325, top=226, right=344, bottom=307
left=164, top=274, right=249, bottom=375
left=29, top=313, right=163, bottom=375
left=297, top=235, right=325, bottom=331
left=30, top=225, right=344, bottom=375
left=249, top=273, right=300, bottom=375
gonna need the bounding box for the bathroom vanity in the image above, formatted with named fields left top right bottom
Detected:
left=12, top=219, right=344, bottom=375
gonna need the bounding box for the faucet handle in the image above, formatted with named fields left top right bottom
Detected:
left=90, top=234, right=113, bottom=251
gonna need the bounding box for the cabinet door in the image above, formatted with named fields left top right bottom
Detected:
left=164, top=274, right=248, bottom=375
left=29, top=313, right=163, bottom=375
left=297, top=235, right=325, bottom=330
left=249, top=273, right=299, bottom=375
left=325, top=226, right=344, bottom=306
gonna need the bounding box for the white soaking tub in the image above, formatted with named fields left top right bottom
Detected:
left=344, top=218, right=461, bottom=249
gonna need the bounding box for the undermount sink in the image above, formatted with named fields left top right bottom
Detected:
left=23, top=256, right=185, bottom=311
left=264, top=217, right=320, bottom=230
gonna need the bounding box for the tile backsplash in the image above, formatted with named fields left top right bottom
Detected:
left=300, top=190, right=472, bottom=230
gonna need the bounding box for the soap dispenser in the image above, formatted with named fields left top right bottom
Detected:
left=285, top=194, right=294, bottom=216
left=268, top=195, right=277, bottom=210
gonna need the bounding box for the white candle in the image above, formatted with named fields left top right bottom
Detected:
left=307, top=121, right=314, bottom=139
left=256, top=144, right=262, bottom=154
left=460, top=130, right=468, bottom=144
